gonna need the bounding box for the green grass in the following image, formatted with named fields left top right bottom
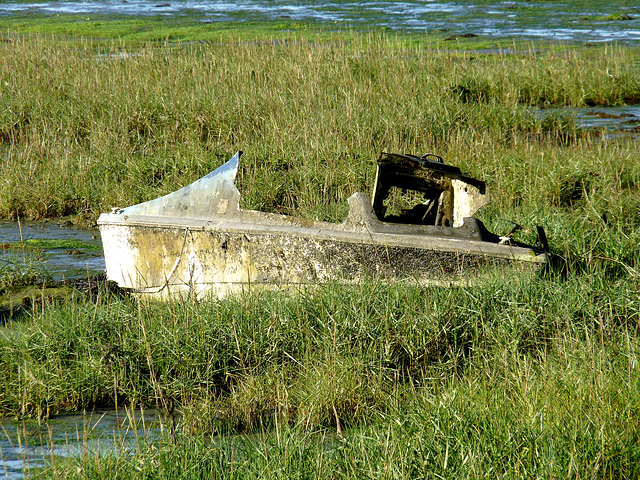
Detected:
left=52, top=387, right=640, bottom=479
left=0, top=247, right=52, bottom=289
left=0, top=24, right=640, bottom=479
left=2, top=272, right=639, bottom=478
left=0, top=12, right=503, bottom=48
left=0, top=14, right=336, bottom=44
left=0, top=32, right=638, bottom=228
left=22, top=239, right=100, bottom=250
left=0, top=11, right=569, bottom=49
left=0, top=257, right=51, bottom=289
left=2, top=239, right=100, bottom=251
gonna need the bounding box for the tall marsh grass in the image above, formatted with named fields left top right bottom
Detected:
left=1, top=272, right=638, bottom=425
left=0, top=34, right=639, bottom=226
left=1, top=31, right=640, bottom=478
left=1, top=272, right=639, bottom=478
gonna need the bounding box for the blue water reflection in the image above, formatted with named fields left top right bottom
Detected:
left=1, top=1, right=639, bottom=44
left=0, top=409, right=164, bottom=479
left=0, top=221, right=105, bottom=281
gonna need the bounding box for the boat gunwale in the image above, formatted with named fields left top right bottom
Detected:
left=98, top=212, right=548, bottom=264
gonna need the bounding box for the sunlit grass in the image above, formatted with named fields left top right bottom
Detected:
left=2, top=271, right=639, bottom=478
left=0, top=33, right=638, bottom=230
left=1, top=28, right=640, bottom=479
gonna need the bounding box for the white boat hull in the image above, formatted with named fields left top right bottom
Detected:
left=98, top=152, right=548, bottom=299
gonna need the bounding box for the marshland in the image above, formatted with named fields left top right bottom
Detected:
left=1, top=9, right=640, bottom=478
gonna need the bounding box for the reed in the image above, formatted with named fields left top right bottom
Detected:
left=1, top=270, right=638, bottom=423
left=1, top=29, right=640, bottom=479
left=2, top=271, right=638, bottom=478
left=0, top=34, right=638, bottom=226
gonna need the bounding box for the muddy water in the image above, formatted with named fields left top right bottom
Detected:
left=0, top=221, right=105, bottom=282
left=0, top=409, right=165, bottom=479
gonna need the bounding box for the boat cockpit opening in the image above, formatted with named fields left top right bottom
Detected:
left=371, top=152, right=490, bottom=228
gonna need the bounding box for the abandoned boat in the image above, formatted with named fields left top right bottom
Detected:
left=98, top=151, right=550, bottom=299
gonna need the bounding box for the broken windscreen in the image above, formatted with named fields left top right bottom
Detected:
left=371, top=153, right=489, bottom=228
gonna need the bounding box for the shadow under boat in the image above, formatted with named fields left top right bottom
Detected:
left=97, top=151, right=551, bottom=300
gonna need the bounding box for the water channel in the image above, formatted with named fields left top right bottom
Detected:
left=0, top=221, right=104, bottom=283
left=1, top=409, right=165, bottom=479
left=538, top=104, right=640, bottom=140
left=1, top=0, right=639, bottom=45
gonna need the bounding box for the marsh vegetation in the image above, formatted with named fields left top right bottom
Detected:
left=1, top=28, right=639, bottom=478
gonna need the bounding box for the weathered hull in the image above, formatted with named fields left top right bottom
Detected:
left=98, top=151, right=549, bottom=299
left=99, top=214, right=546, bottom=300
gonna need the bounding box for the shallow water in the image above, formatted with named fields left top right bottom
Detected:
left=0, top=221, right=105, bottom=281
left=1, top=0, right=639, bottom=44
left=0, top=409, right=165, bottom=479
left=537, top=104, right=640, bottom=140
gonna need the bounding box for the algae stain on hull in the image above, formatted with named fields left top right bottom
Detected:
left=102, top=222, right=534, bottom=300
left=98, top=152, right=548, bottom=300
left=102, top=225, right=263, bottom=298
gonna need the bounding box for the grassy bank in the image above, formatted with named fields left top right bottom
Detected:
left=0, top=14, right=348, bottom=45
left=1, top=32, right=639, bottom=228
left=2, top=272, right=639, bottom=478
left=2, top=272, right=639, bottom=425
left=1, top=25, right=640, bottom=478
